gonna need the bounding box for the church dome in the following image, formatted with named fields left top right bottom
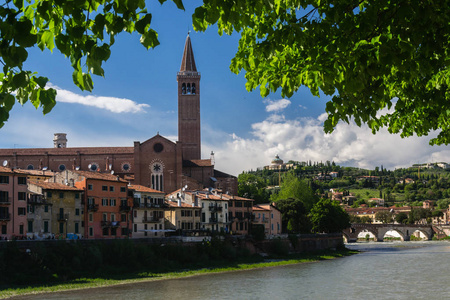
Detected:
left=271, top=155, right=283, bottom=165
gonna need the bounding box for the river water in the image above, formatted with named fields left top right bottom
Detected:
left=13, top=241, right=450, bottom=300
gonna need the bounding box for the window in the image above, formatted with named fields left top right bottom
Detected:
left=27, top=164, right=34, bottom=170
left=89, top=213, right=93, bottom=222
left=120, top=187, right=126, bottom=193
left=134, top=210, right=137, bottom=218
left=122, top=163, right=131, bottom=172
left=103, top=227, right=109, bottom=236
left=19, top=224, right=24, bottom=235
left=75, top=222, right=79, bottom=234
left=0, top=176, right=9, bottom=184
left=121, top=214, right=126, bottom=222
left=122, top=228, right=128, bottom=236
left=47, top=192, right=52, bottom=198
left=109, top=186, right=114, bottom=192
left=58, top=164, right=66, bottom=171
left=134, top=224, right=137, bottom=232
left=111, top=214, right=115, bottom=222
left=18, top=177, right=27, bottom=185
left=272, top=213, right=274, bottom=219
left=44, top=205, right=49, bottom=213
left=18, top=192, right=26, bottom=201
left=1, top=224, right=6, bottom=234
left=102, top=198, right=108, bottom=206
left=225, top=203, right=227, bottom=209
left=229, top=201, right=233, bottom=207
left=88, top=184, right=93, bottom=190
left=28, top=220, right=33, bottom=232
left=59, top=192, right=64, bottom=199
left=75, top=193, right=80, bottom=199
left=144, top=224, right=148, bottom=236
left=102, top=185, right=108, bottom=191
left=59, top=222, right=64, bottom=234
left=89, top=163, right=98, bottom=171
left=18, top=207, right=26, bottom=215
left=44, top=221, right=49, bottom=233
left=111, top=227, right=117, bottom=236
left=110, top=199, right=116, bottom=206
left=102, top=213, right=107, bottom=221
left=0, top=191, right=8, bottom=202
left=75, top=208, right=80, bottom=216
left=89, top=227, right=93, bottom=236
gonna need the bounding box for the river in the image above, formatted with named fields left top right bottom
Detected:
left=13, top=241, right=450, bottom=300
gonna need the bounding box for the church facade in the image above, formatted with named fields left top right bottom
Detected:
left=0, top=35, right=237, bottom=195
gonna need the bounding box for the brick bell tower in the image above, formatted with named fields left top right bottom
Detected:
left=177, top=33, right=201, bottom=160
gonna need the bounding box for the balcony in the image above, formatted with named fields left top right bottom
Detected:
left=134, top=202, right=167, bottom=209
left=28, top=195, right=46, bottom=204
left=209, top=217, right=218, bottom=223
left=0, top=213, right=10, bottom=220
left=0, top=198, right=11, bottom=205
left=119, top=205, right=130, bottom=212
left=142, top=216, right=162, bottom=223
left=208, top=205, right=223, bottom=212
left=101, top=221, right=120, bottom=227
left=87, top=204, right=99, bottom=211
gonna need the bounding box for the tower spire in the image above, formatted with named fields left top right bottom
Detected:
left=180, top=34, right=197, bottom=73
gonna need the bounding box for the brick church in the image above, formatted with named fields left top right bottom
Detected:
left=0, top=35, right=237, bottom=195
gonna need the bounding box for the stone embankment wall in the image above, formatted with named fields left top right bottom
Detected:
left=0, top=233, right=344, bottom=255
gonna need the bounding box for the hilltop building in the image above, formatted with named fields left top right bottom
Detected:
left=0, top=35, right=237, bottom=195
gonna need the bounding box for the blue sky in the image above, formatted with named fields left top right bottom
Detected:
left=1, top=1, right=450, bottom=176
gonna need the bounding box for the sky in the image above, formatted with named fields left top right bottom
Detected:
left=1, top=1, right=450, bottom=176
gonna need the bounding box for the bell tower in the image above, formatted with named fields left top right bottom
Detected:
left=177, top=34, right=201, bottom=160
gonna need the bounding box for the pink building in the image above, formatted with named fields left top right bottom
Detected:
left=252, top=203, right=282, bottom=236
left=0, top=166, right=28, bottom=240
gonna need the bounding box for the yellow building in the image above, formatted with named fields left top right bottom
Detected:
left=165, top=199, right=201, bottom=234
left=27, top=181, right=83, bottom=239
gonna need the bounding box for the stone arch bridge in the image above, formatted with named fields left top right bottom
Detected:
left=343, top=224, right=434, bottom=242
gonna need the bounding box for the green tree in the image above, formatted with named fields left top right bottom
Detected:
left=237, top=172, right=269, bottom=204
left=309, top=198, right=350, bottom=233
left=0, top=0, right=183, bottom=127
left=276, top=197, right=311, bottom=233
left=271, top=174, right=318, bottom=211
left=375, top=210, right=393, bottom=224
left=394, top=212, right=408, bottom=224
left=193, top=1, right=450, bottom=145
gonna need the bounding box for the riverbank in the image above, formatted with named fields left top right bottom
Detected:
left=0, top=248, right=357, bottom=299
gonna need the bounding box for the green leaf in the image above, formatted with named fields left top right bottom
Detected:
left=135, top=13, right=152, bottom=34
left=140, top=29, right=159, bottom=49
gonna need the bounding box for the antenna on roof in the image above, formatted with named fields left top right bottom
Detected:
left=75, top=166, right=80, bottom=170
left=42, top=167, right=48, bottom=171
left=111, top=170, right=114, bottom=175
left=88, top=164, right=92, bottom=170
left=2, top=160, right=7, bottom=167
left=109, top=164, right=112, bottom=170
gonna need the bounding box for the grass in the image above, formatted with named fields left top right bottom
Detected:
left=0, top=248, right=358, bottom=299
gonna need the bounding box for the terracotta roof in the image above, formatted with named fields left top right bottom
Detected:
left=13, top=169, right=55, bottom=177
left=72, top=170, right=128, bottom=183
left=0, top=146, right=134, bottom=155
left=28, top=181, right=82, bottom=191
left=183, top=159, right=212, bottom=167
left=128, top=184, right=164, bottom=194
left=0, top=167, right=55, bottom=176
left=253, top=204, right=271, bottom=211
left=221, top=194, right=254, bottom=201
left=214, top=169, right=236, bottom=178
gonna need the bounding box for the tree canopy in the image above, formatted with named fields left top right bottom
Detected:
left=309, top=198, right=350, bottom=233
left=0, top=0, right=183, bottom=127
left=193, top=1, right=450, bottom=145
left=3, top=1, right=450, bottom=145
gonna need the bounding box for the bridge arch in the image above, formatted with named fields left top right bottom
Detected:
left=381, top=229, right=406, bottom=241
left=411, top=229, right=430, bottom=240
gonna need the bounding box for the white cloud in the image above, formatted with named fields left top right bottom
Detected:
left=208, top=113, right=450, bottom=176
left=50, top=85, right=149, bottom=113
left=264, top=99, right=291, bottom=112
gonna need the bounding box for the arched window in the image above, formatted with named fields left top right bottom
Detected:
left=192, top=83, right=196, bottom=94
left=186, top=83, right=191, bottom=94
left=181, top=83, right=186, bottom=94
left=151, top=162, right=164, bottom=191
